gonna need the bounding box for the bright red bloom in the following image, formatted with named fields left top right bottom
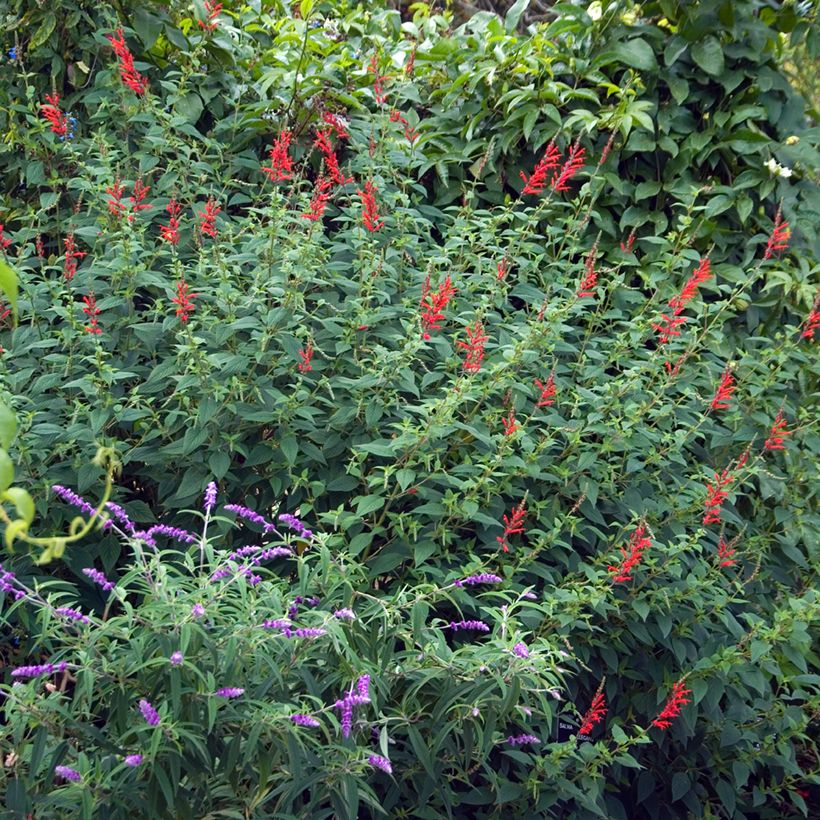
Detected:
left=496, top=502, right=526, bottom=553
left=551, top=144, right=586, bottom=192
left=0, top=222, right=11, bottom=251
left=197, top=0, right=222, bottom=30
left=198, top=198, right=220, bottom=239
left=653, top=313, right=687, bottom=345
left=710, top=366, right=736, bottom=412
left=262, top=130, right=294, bottom=182
left=160, top=198, right=182, bottom=245
left=405, top=43, right=416, bottom=75
left=620, top=229, right=636, bottom=253
left=128, top=178, right=152, bottom=221
left=579, top=691, right=607, bottom=736
left=501, top=409, right=518, bottom=437
left=577, top=243, right=598, bottom=299
left=172, top=278, right=196, bottom=323
left=35, top=234, right=45, bottom=258
left=0, top=300, right=11, bottom=324
left=322, top=111, right=349, bottom=140
left=608, top=524, right=651, bottom=583
left=497, top=257, right=509, bottom=282
left=297, top=342, right=314, bottom=373
left=651, top=680, right=692, bottom=730
left=520, top=141, right=561, bottom=196
left=63, top=233, right=86, bottom=282
left=357, top=181, right=384, bottom=232
left=82, top=291, right=101, bottom=335
left=703, top=466, right=734, bottom=525
left=599, top=131, right=615, bottom=165
left=389, top=110, right=418, bottom=143
left=106, top=180, right=127, bottom=218
left=314, top=129, right=352, bottom=185
left=301, top=176, right=333, bottom=221
left=716, top=536, right=736, bottom=567
left=368, top=54, right=389, bottom=105
left=763, top=208, right=790, bottom=260
left=764, top=410, right=790, bottom=451
left=40, top=93, right=69, bottom=138
left=419, top=274, right=457, bottom=339
left=457, top=319, right=488, bottom=373
left=534, top=372, right=557, bottom=408
left=654, top=258, right=712, bottom=346
left=106, top=29, right=149, bottom=96
left=801, top=293, right=820, bottom=341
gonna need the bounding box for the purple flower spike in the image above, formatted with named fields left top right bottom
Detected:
left=124, top=754, right=143, bottom=767
left=506, top=733, right=540, bottom=746
left=447, top=620, right=490, bottom=632
left=280, top=627, right=326, bottom=639
left=55, top=765, right=82, bottom=782
left=139, top=699, right=160, bottom=726
left=368, top=754, right=392, bottom=774
left=356, top=674, right=370, bottom=700
left=51, top=485, right=97, bottom=518
left=261, top=618, right=291, bottom=630
left=191, top=603, right=205, bottom=618
left=454, top=573, right=503, bottom=587
left=82, top=567, right=115, bottom=592
left=204, top=481, right=217, bottom=515
left=142, top=524, right=197, bottom=545
left=105, top=501, right=135, bottom=533
left=224, top=503, right=273, bottom=530
left=513, top=642, right=530, bottom=658
left=291, top=714, right=321, bottom=727
left=55, top=607, right=90, bottom=624
left=11, top=661, right=68, bottom=679
left=0, top=563, right=26, bottom=601
left=215, top=687, right=245, bottom=698
left=333, top=608, right=356, bottom=620
left=339, top=702, right=354, bottom=738
left=170, top=651, right=183, bottom=666
left=278, top=512, right=313, bottom=540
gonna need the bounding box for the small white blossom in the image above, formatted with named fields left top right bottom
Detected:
left=588, top=2, right=603, bottom=21
left=765, top=157, right=793, bottom=178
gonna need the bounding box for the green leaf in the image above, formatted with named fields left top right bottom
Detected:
left=5, top=519, right=28, bottom=551
left=30, top=12, right=57, bottom=49
left=667, top=75, right=689, bottom=105
left=671, top=771, right=690, bottom=802
left=715, top=779, right=736, bottom=815
left=691, top=37, right=724, bottom=76
left=613, top=38, right=657, bottom=71
left=0, top=449, right=13, bottom=493
left=0, top=405, right=16, bottom=449
left=175, top=93, right=204, bottom=124
left=3, top=488, right=34, bottom=524
left=505, top=0, right=530, bottom=33
left=280, top=434, right=298, bottom=467
left=0, top=259, right=18, bottom=319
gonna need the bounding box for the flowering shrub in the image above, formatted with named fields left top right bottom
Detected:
left=1, top=0, right=819, bottom=816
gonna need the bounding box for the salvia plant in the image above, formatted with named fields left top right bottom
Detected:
left=1, top=0, right=819, bottom=817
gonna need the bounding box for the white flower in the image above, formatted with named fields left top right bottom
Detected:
left=588, top=2, right=603, bottom=20
left=765, top=157, right=793, bottom=178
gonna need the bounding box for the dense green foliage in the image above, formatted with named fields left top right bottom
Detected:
left=1, top=0, right=818, bottom=817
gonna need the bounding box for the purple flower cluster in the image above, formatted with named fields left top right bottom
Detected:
left=0, top=563, right=25, bottom=601
left=55, top=607, right=90, bottom=624
left=139, top=699, right=160, bottom=726
left=82, top=567, right=115, bottom=592
left=333, top=608, right=356, bottom=620
left=291, top=714, right=321, bottom=727
left=522, top=591, right=538, bottom=600
left=204, top=481, right=217, bottom=515
left=279, top=626, right=327, bottom=639
left=105, top=501, right=135, bottom=534
left=215, top=687, right=245, bottom=698
left=288, top=595, right=320, bottom=619
left=11, top=661, right=68, bottom=678
left=278, top=512, right=313, bottom=540
left=191, top=603, right=205, bottom=618
left=368, top=754, right=392, bottom=774
left=224, top=503, right=274, bottom=531
left=446, top=620, right=490, bottom=632
left=124, top=754, right=143, bottom=767
left=506, top=733, right=540, bottom=746
left=334, top=674, right=371, bottom=739
left=454, top=573, right=503, bottom=587
left=55, top=765, right=82, bottom=782
left=261, top=618, right=291, bottom=630
left=137, top=524, right=197, bottom=547
left=170, top=651, right=183, bottom=666
left=51, top=485, right=99, bottom=520
left=513, top=642, right=530, bottom=658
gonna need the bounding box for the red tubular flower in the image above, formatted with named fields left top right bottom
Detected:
left=128, top=178, right=152, bottom=221
left=654, top=258, right=712, bottom=346
left=710, top=366, right=736, bottom=412
left=703, top=466, right=734, bottom=525
left=0, top=300, right=11, bottom=324
left=496, top=257, right=509, bottom=282
left=653, top=313, right=687, bottom=345
left=501, top=409, right=518, bottom=437
left=40, top=93, right=69, bottom=137
left=551, top=144, right=586, bottom=192
left=763, top=208, right=790, bottom=261
left=608, top=524, right=651, bottom=583
left=496, top=502, right=526, bottom=553
left=198, top=197, right=220, bottom=239
left=620, top=229, right=636, bottom=253
left=197, top=0, right=222, bottom=30
left=262, top=130, right=294, bottom=182
left=651, top=680, right=692, bottom=730
left=764, top=410, right=790, bottom=451
left=63, top=233, right=86, bottom=282
left=716, top=536, right=736, bottom=567
left=389, top=110, right=418, bottom=143
left=106, top=29, right=149, bottom=96
left=419, top=274, right=457, bottom=339
left=534, top=372, right=557, bottom=408
left=0, top=222, right=11, bottom=251
left=322, top=111, right=349, bottom=140
left=368, top=54, right=389, bottom=105
left=579, top=691, right=607, bottom=736
left=520, top=141, right=561, bottom=196
left=297, top=342, right=314, bottom=373
left=172, top=278, right=196, bottom=323
left=457, top=319, right=488, bottom=373
left=160, top=198, right=182, bottom=245
left=314, top=129, right=352, bottom=185
left=577, top=243, right=598, bottom=299
left=801, top=294, right=820, bottom=341
left=357, top=181, right=384, bottom=232
left=106, top=180, right=127, bottom=218
left=405, top=43, right=417, bottom=76
left=301, top=175, right=333, bottom=221
left=82, top=292, right=101, bottom=335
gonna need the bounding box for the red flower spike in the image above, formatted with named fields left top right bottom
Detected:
left=764, top=410, right=790, bottom=451
left=703, top=466, right=734, bottom=525
left=106, top=29, right=149, bottom=96
left=653, top=313, right=687, bottom=345
left=608, top=524, right=651, bottom=583
left=313, top=129, right=352, bottom=185
left=457, top=319, right=488, bottom=373
left=322, top=111, right=349, bottom=140
left=160, top=198, right=182, bottom=245
left=40, top=93, right=69, bottom=138
left=0, top=300, right=11, bottom=324
left=655, top=258, right=712, bottom=346
left=297, top=342, right=314, bottom=373
left=63, top=233, right=86, bottom=282
left=389, top=110, right=418, bottom=143
left=551, top=144, right=586, bottom=192
left=106, top=180, right=127, bottom=218
left=357, top=181, right=384, bottom=232
left=368, top=54, right=390, bottom=105
left=496, top=502, right=526, bottom=553
left=419, top=274, right=457, bottom=339
left=620, top=229, right=636, bottom=253
left=520, top=141, right=561, bottom=196
left=198, top=197, right=220, bottom=239
left=710, top=366, right=736, bottom=412
left=405, top=43, right=417, bottom=76
left=82, top=292, right=101, bottom=335
left=716, top=536, right=736, bottom=567
left=497, top=257, right=509, bottom=282
left=534, top=372, right=557, bottom=408
left=172, top=278, right=197, bottom=323
left=0, top=222, right=11, bottom=251
left=578, top=691, right=607, bottom=736
left=197, top=0, right=222, bottom=30
left=801, top=293, right=820, bottom=341
left=577, top=243, right=598, bottom=299
left=763, top=208, right=790, bottom=261
left=301, top=176, right=333, bottom=221
left=128, top=178, right=152, bottom=221
left=262, top=130, right=294, bottom=182
left=501, top=409, right=519, bottom=437
left=651, top=680, right=692, bottom=730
